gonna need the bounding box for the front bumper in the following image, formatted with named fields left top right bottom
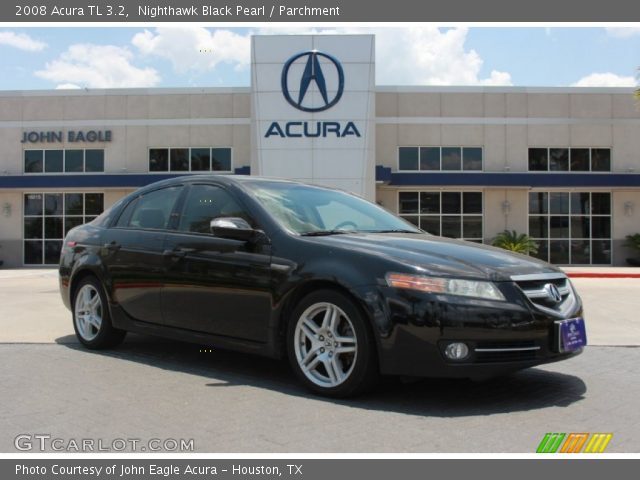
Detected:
left=355, top=283, right=585, bottom=379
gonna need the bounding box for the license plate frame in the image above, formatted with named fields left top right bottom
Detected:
left=555, top=317, right=587, bottom=353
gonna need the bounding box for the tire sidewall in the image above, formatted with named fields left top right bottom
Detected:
left=287, top=289, right=377, bottom=397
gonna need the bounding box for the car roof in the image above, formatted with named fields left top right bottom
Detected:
left=139, top=174, right=314, bottom=193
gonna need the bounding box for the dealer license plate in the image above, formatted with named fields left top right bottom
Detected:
left=555, top=317, right=587, bottom=352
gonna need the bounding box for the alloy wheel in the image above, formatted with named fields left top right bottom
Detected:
left=74, top=284, right=103, bottom=342
left=293, top=302, right=358, bottom=388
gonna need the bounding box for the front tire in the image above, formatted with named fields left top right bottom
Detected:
left=287, top=289, right=378, bottom=397
left=72, top=276, right=126, bottom=349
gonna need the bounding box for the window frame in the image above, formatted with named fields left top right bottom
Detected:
left=396, top=189, right=485, bottom=242
left=22, top=191, right=105, bottom=266
left=111, top=185, right=186, bottom=232
left=527, top=147, right=612, bottom=173
left=23, top=149, right=106, bottom=175
left=148, top=147, right=234, bottom=173
left=397, top=146, right=484, bottom=172
left=526, top=190, right=612, bottom=265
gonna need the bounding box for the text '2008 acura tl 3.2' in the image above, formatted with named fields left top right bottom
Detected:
left=59, top=175, right=586, bottom=397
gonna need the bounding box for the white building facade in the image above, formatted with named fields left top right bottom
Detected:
left=0, top=34, right=639, bottom=267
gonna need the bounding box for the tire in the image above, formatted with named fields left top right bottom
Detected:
left=72, top=276, right=126, bottom=349
left=287, top=289, right=379, bottom=398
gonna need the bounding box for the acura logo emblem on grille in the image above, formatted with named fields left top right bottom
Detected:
left=543, top=283, right=562, bottom=303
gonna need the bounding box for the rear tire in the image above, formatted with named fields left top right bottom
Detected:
left=72, top=276, right=126, bottom=349
left=287, top=289, right=379, bottom=398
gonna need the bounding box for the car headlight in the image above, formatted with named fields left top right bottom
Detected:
left=386, top=273, right=505, bottom=301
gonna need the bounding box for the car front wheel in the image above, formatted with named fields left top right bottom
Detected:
left=287, top=289, right=378, bottom=397
left=73, top=276, right=126, bottom=349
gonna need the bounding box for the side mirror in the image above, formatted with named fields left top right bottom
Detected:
left=210, top=217, right=264, bottom=242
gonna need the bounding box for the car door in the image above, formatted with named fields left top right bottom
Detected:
left=161, top=183, right=272, bottom=342
left=101, top=185, right=184, bottom=324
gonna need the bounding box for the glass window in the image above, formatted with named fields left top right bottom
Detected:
left=178, top=185, right=249, bottom=234
left=211, top=148, right=231, bottom=171
left=85, top=150, right=104, bottom=172
left=462, top=147, right=482, bottom=171
left=24, top=150, right=43, bottom=173
left=591, top=148, right=611, bottom=172
left=399, top=147, right=419, bottom=170
left=127, top=186, right=182, bottom=230
left=441, top=147, right=462, bottom=170
left=570, top=148, right=590, bottom=171
left=44, top=150, right=63, bottom=173
left=65, top=150, right=83, bottom=172
left=191, top=148, right=211, bottom=171
left=65, top=194, right=84, bottom=215
left=419, top=192, right=440, bottom=214
left=528, top=148, right=548, bottom=171
left=24, top=193, right=43, bottom=216
left=23, top=192, right=104, bottom=265
left=442, top=192, right=461, bottom=214
left=420, top=147, right=440, bottom=170
left=549, top=148, right=569, bottom=171
left=399, top=192, right=419, bottom=214
left=528, top=191, right=611, bottom=265
left=170, top=148, right=189, bottom=171
left=399, top=191, right=483, bottom=241
left=149, top=148, right=169, bottom=172
left=463, top=192, right=482, bottom=214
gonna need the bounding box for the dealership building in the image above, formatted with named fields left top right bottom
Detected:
left=1, top=34, right=639, bottom=267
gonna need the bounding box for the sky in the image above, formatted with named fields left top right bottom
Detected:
left=0, top=26, right=639, bottom=90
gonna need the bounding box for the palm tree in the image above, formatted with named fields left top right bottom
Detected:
left=492, top=230, right=539, bottom=255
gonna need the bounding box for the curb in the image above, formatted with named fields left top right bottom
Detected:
left=566, top=273, right=640, bottom=279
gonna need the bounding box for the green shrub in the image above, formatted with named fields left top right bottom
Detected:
left=624, top=233, right=640, bottom=252
left=492, top=230, right=539, bottom=255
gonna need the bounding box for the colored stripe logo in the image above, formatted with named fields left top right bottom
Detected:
left=537, top=433, right=612, bottom=453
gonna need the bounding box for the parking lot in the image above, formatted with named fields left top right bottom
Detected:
left=1, top=269, right=639, bottom=452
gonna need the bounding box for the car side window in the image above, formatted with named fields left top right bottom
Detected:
left=115, top=186, right=183, bottom=230
left=178, top=184, right=252, bottom=234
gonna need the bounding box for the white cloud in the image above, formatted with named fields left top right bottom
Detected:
left=0, top=31, right=46, bottom=51
left=130, top=26, right=511, bottom=86
left=132, top=27, right=250, bottom=73
left=255, top=27, right=512, bottom=86
left=55, top=83, right=81, bottom=90
left=571, top=72, right=637, bottom=87
left=35, top=44, right=160, bottom=88
left=605, top=27, right=640, bottom=38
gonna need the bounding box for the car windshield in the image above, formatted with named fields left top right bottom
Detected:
left=243, top=181, right=422, bottom=235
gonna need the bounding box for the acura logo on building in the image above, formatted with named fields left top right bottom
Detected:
left=543, top=283, right=562, bottom=303
left=281, top=50, right=344, bottom=112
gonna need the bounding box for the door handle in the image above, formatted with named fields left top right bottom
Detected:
left=103, top=241, right=121, bottom=251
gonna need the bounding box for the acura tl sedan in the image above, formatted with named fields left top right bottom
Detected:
left=59, top=175, right=586, bottom=397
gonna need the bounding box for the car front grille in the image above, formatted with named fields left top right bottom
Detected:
left=511, top=273, right=577, bottom=318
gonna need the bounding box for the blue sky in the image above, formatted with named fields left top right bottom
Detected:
left=0, top=27, right=638, bottom=90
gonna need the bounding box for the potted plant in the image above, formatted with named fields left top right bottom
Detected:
left=624, top=233, right=640, bottom=266
left=492, top=230, right=539, bottom=255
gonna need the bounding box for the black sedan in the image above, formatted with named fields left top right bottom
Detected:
left=59, top=175, right=586, bottom=397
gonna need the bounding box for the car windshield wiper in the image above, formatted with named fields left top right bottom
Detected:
left=300, top=229, right=355, bottom=236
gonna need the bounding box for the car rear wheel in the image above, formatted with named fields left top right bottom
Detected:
left=73, top=277, right=126, bottom=349
left=287, top=289, right=378, bottom=397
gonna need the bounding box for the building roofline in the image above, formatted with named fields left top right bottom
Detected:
left=0, top=87, right=252, bottom=97
left=375, top=85, right=638, bottom=94
left=0, top=85, right=636, bottom=98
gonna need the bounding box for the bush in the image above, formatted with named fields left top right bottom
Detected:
left=492, top=230, right=539, bottom=255
left=624, top=233, right=640, bottom=253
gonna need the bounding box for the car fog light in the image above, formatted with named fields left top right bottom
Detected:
left=444, top=342, right=469, bottom=360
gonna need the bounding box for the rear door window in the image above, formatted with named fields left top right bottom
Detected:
left=115, top=186, right=183, bottom=230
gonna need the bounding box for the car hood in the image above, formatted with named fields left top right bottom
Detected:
left=308, top=232, right=562, bottom=281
